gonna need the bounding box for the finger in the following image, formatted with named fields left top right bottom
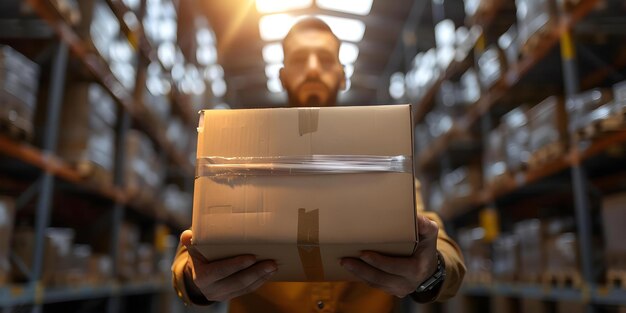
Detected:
left=358, top=251, right=413, bottom=277
left=211, top=260, right=277, bottom=297
left=194, top=255, right=258, bottom=286
left=417, top=215, right=439, bottom=241
left=341, top=258, right=409, bottom=296
left=220, top=268, right=276, bottom=300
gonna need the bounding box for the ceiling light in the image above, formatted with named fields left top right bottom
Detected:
left=265, top=63, right=282, bottom=78
left=389, top=72, right=405, bottom=100
left=343, top=64, right=354, bottom=78
left=259, top=14, right=366, bottom=42
left=203, top=64, right=224, bottom=81
left=256, top=0, right=312, bottom=14
left=196, top=28, right=215, bottom=46
left=196, top=45, right=217, bottom=66
left=211, top=78, right=227, bottom=97
left=259, top=14, right=297, bottom=41
left=317, top=15, right=366, bottom=42
left=213, top=103, right=231, bottom=110
left=316, top=0, right=373, bottom=16
left=267, top=77, right=284, bottom=93
left=341, top=78, right=351, bottom=93
left=262, top=43, right=284, bottom=63
left=339, top=42, right=359, bottom=64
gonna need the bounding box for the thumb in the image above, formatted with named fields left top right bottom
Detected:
left=180, top=230, right=193, bottom=247
left=417, top=215, right=439, bottom=241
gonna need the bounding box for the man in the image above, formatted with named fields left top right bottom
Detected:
left=172, top=18, right=465, bottom=312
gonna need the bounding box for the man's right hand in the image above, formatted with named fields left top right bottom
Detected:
left=179, top=230, right=278, bottom=302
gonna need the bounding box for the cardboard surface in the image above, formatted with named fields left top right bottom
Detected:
left=192, top=105, right=417, bottom=281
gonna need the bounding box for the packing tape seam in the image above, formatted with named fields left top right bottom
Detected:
left=196, top=155, right=412, bottom=178
left=297, top=208, right=324, bottom=281
left=298, top=108, right=319, bottom=136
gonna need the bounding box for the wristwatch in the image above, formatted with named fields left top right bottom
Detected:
left=415, top=251, right=445, bottom=294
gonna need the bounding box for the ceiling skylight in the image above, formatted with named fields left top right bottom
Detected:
left=262, top=43, right=284, bottom=63
left=256, top=0, right=312, bottom=14
left=316, top=0, right=373, bottom=16
left=259, top=14, right=366, bottom=42
left=339, top=42, right=359, bottom=64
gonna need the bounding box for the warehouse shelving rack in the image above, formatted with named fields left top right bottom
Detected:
left=0, top=0, right=195, bottom=312
left=410, top=0, right=626, bottom=312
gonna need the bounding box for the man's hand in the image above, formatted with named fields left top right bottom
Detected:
left=180, top=230, right=278, bottom=302
left=340, top=215, right=440, bottom=298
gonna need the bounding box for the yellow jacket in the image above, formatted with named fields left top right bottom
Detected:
left=171, top=208, right=465, bottom=313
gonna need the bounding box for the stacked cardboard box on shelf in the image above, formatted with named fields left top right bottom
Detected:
left=58, top=83, right=116, bottom=186
left=498, top=26, right=521, bottom=68
left=492, top=234, right=519, bottom=281
left=77, top=0, right=136, bottom=91
left=566, top=88, right=613, bottom=133
left=458, top=227, right=492, bottom=283
left=515, top=0, right=557, bottom=55
left=441, top=165, right=483, bottom=204
left=601, top=192, right=626, bottom=283
left=528, top=96, right=568, bottom=167
left=0, top=197, right=15, bottom=284
left=514, top=219, right=544, bottom=282
left=125, top=130, right=164, bottom=205
left=0, top=45, right=40, bottom=140
left=477, top=46, right=506, bottom=90
left=162, top=184, right=192, bottom=225
left=483, top=125, right=508, bottom=185
left=503, top=106, right=531, bottom=172
left=117, top=222, right=140, bottom=281
left=543, top=218, right=580, bottom=286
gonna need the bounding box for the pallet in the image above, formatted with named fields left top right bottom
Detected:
left=528, top=142, right=566, bottom=169
left=607, top=269, right=626, bottom=289
left=542, top=271, right=583, bottom=288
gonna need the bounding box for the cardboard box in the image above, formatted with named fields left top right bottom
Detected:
left=498, top=26, right=520, bottom=67
left=484, top=126, right=508, bottom=185
left=0, top=197, right=14, bottom=284
left=192, top=105, right=417, bottom=281
left=477, top=46, right=506, bottom=90
left=602, top=193, right=626, bottom=270
left=11, top=228, right=58, bottom=284
left=566, top=88, right=613, bottom=132
left=58, top=83, right=116, bottom=184
left=493, top=234, right=519, bottom=281
left=514, top=219, right=544, bottom=281
left=502, top=106, right=530, bottom=172
left=441, top=165, right=482, bottom=201
left=515, top=0, right=557, bottom=50
left=528, top=96, right=568, bottom=153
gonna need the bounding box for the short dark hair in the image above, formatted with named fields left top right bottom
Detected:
left=282, top=17, right=340, bottom=49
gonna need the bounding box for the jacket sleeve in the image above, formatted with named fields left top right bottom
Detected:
left=412, top=179, right=466, bottom=303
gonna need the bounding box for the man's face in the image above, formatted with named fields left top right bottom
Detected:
left=280, top=29, right=346, bottom=107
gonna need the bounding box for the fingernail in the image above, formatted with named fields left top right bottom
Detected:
left=360, top=253, right=372, bottom=263
left=243, top=257, right=256, bottom=267
left=264, top=265, right=277, bottom=273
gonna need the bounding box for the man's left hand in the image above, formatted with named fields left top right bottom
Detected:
left=340, top=215, right=440, bottom=298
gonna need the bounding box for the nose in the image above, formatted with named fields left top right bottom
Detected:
left=305, top=54, right=321, bottom=78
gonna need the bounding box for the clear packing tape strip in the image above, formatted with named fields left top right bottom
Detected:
left=196, top=155, right=412, bottom=178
